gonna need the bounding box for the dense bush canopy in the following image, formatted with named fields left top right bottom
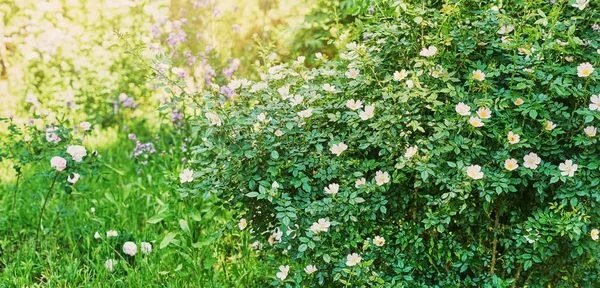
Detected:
left=182, top=0, right=600, bottom=286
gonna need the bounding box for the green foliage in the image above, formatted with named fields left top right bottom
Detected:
left=185, top=0, right=600, bottom=286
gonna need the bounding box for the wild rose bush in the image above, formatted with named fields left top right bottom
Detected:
left=0, top=117, right=102, bottom=236
left=180, top=0, right=600, bottom=286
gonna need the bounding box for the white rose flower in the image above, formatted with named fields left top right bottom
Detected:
left=50, top=156, right=67, bottom=171
left=79, top=121, right=92, bottom=131
left=180, top=169, right=194, bottom=183
left=276, top=265, right=289, bottom=281
left=375, top=170, right=390, bottom=186
left=455, top=102, right=471, bottom=116
left=346, top=253, right=362, bottom=266
left=559, top=160, right=577, bottom=177
left=324, top=183, right=339, bottom=195
left=66, top=145, right=87, bottom=162
left=466, top=165, right=484, bottom=180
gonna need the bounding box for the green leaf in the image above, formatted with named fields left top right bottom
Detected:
left=529, top=110, right=538, bottom=119
left=160, top=232, right=178, bottom=249
left=146, top=214, right=166, bottom=224
left=323, top=254, right=331, bottom=263
left=179, top=219, right=190, bottom=233
left=298, top=244, right=308, bottom=252
left=437, top=224, right=445, bottom=233
left=246, top=192, right=260, bottom=198
left=524, top=260, right=532, bottom=271
left=271, top=150, right=279, bottom=159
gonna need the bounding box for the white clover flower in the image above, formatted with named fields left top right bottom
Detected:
left=180, top=169, right=194, bottom=183
left=589, top=95, right=600, bottom=111
left=105, top=259, right=116, bottom=271
left=346, top=253, right=362, bottom=266
left=523, top=153, right=541, bottom=170
left=355, top=178, right=366, bottom=188
left=205, top=111, right=222, bottom=126
left=577, top=62, right=594, bottom=78
left=324, top=183, right=339, bottom=195
left=304, top=265, right=318, bottom=274
left=141, top=242, right=152, bottom=254
left=274, top=130, right=284, bottom=137
left=545, top=121, right=556, bottom=131
left=67, top=173, right=80, bottom=184
left=297, top=108, right=313, bottom=118
left=346, top=99, right=363, bottom=110
left=323, top=83, right=337, bottom=93
left=393, top=70, right=408, bottom=81
left=345, top=68, right=360, bottom=79
left=469, top=117, right=484, bottom=127
left=50, top=156, right=67, bottom=171
left=375, top=170, right=390, bottom=186
left=94, top=231, right=101, bottom=239
left=476, top=107, right=492, bottom=119
left=330, top=142, right=348, bottom=156
left=315, top=52, right=324, bottom=60
left=584, top=126, right=597, bottom=137
left=472, top=70, right=486, bottom=81
left=106, top=230, right=118, bottom=237
left=239, top=218, right=247, bottom=230
left=66, top=145, right=87, bottom=162
left=79, top=121, right=92, bottom=131
left=406, top=80, right=414, bottom=89
left=359, top=105, right=375, bottom=120
left=90, top=207, right=95, bottom=213
left=310, top=218, right=331, bottom=234
left=276, top=265, right=289, bottom=281
left=507, top=131, right=520, bottom=144
left=419, top=46, right=437, bottom=57
left=123, top=241, right=137, bottom=256
left=497, top=24, right=514, bottom=35
left=504, top=159, right=519, bottom=171
left=559, top=160, right=577, bottom=177
left=571, top=0, right=589, bottom=10
left=405, top=145, right=418, bottom=159
left=455, top=102, right=471, bottom=116
left=373, top=236, right=385, bottom=247
left=592, top=229, right=599, bottom=241
left=514, top=98, right=524, bottom=106
left=466, top=165, right=483, bottom=180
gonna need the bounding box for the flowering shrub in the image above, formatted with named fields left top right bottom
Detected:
left=180, top=0, right=600, bottom=286
left=0, top=117, right=102, bottom=239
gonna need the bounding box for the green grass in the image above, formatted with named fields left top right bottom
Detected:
left=0, top=125, right=269, bottom=287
